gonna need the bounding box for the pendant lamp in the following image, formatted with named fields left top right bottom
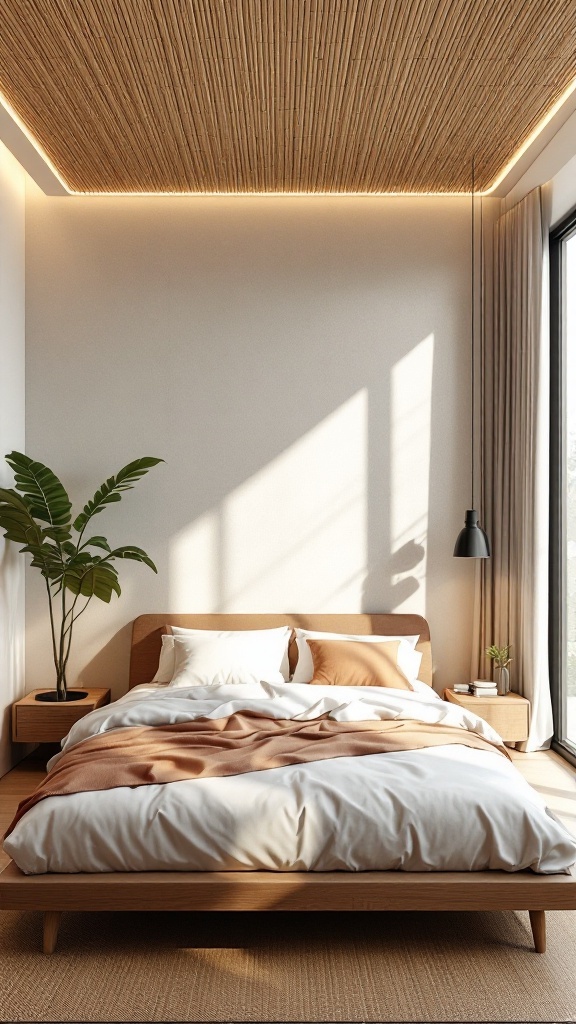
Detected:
left=454, top=158, right=490, bottom=558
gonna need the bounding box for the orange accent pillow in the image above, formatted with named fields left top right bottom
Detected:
left=307, top=638, right=413, bottom=690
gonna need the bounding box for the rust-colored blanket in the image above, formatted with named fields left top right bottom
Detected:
left=6, top=712, right=510, bottom=837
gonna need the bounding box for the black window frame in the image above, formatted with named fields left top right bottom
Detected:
left=550, top=203, right=576, bottom=768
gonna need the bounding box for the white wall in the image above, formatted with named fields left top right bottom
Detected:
left=25, top=190, right=476, bottom=698
left=0, top=141, right=26, bottom=777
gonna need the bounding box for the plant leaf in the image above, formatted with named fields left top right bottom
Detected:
left=63, top=560, right=121, bottom=603
left=5, top=451, right=72, bottom=541
left=82, top=536, right=112, bottom=552
left=68, top=551, right=95, bottom=565
left=21, top=541, right=64, bottom=579
left=72, top=457, right=163, bottom=533
left=107, top=545, right=158, bottom=572
left=43, top=526, right=72, bottom=543
left=485, top=642, right=513, bottom=667
left=0, top=489, right=43, bottom=546
left=0, top=487, right=68, bottom=581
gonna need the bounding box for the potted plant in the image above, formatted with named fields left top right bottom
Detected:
left=0, top=451, right=162, bottom=702
left=485, top=643, right=513, bottom=696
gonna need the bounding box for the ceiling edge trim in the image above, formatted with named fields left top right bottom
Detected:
left=1, top=72, right=576, bottom=199
left=485, top=74, right=576, bottom=197
left=0, top=92, right=69, bottom=195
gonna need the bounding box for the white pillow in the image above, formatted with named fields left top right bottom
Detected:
left=292, top=629, right=421, bottom=684
left=410, top=678, right=437, bottom=696
left=151, top=625, right=292, bottom=683
left=168, top=631, right=290, bottom=688
left=151, top=634, right=179, bottom=684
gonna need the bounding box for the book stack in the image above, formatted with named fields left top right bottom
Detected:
left=471, top=679, right=498, bottom=697
left=453, top=683, right=472, bottom=695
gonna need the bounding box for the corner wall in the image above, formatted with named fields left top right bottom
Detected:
left=25, top=190, right=476, bottom=698
left=0, top=141, right=25, bottom=777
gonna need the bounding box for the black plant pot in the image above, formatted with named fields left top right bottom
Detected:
left=34, top=690, right=89, bottom=703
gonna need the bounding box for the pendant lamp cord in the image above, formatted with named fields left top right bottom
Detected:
left=469, top=154, right=473, bottom=512
left=480, top=188, right=484, bottom=523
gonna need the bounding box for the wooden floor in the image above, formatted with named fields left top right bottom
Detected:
left=1, top=746, right=575, bottom=873
left=509, top=747, right=576, bottom=837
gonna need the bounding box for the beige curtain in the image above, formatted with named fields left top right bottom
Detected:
left=474, top=187, right=552, bottom=751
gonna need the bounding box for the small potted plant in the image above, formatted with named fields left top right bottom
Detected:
left=485, top=643, right=513, bottom=696
left=0, top=451, right=162, bottom=701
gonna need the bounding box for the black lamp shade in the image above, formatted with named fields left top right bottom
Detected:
left=453, top=509, right=491, bottom=558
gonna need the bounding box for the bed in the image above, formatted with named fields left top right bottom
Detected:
left=1, top=612, right=575, bottom=955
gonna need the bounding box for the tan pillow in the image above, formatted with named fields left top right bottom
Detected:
left=307, top=638, right=413, bottom=690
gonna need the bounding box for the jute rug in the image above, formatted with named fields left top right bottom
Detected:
left=1, top=908, right=575, bottom=1023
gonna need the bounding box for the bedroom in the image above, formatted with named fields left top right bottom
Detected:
left=1, top=1, right=576, bottom=1022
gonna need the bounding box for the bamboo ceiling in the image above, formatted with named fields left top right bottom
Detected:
left=0, top=0, right=575, bottom=194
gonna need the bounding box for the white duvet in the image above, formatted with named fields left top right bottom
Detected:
left=5, top=681, right=576, bottom=875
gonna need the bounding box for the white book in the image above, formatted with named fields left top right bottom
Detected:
left=472, top=680, right=497, bottom=688
left=472, top=688, right=498, bottom=696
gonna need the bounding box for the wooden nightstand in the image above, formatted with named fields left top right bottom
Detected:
left=12, top=688, right=111, bottom=744
left=443, top=689, right=530, bottom=743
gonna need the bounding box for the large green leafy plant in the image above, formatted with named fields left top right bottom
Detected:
left=0, top=452, right=162, bottom=701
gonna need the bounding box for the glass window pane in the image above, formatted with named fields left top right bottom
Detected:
left=566, top=232, right=576, bottom=746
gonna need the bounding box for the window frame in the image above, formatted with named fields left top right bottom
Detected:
left=550, top=204, right=576, bottom=768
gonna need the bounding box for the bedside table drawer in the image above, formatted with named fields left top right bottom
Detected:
left=12, top=688, right=111, bottom=743
left=443, top=689, right=530, bottom=743
left=470, top=700, right=529, bottom=742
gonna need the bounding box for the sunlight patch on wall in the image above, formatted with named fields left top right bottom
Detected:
left=170, top=511, right=221, bottom=611
left=169, top=391, right=368, bottom=611
left=390, top=334, right=434, bottom=613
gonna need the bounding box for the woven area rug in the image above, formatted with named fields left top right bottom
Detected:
left=1, top=908, right=575, bottom=1023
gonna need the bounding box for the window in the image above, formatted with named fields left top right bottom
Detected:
left=550, top=206, right=576, bottom=763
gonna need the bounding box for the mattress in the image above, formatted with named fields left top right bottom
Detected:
left=5, top=681, right=576, bottom=875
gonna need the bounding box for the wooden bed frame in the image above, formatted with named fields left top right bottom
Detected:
left=1, top=612, right=575, bottom=954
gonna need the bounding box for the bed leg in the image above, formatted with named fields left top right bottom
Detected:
left=529, top=910, right=546, bottom=953
left=43, top=911, right=62, bottom=954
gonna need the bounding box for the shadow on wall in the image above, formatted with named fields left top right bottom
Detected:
left=80, top=623, right=133, bottom=692
left=79, top=332, right=458, bottom=697
left=24, top=199, right=472, bottom=697
left=167, top=350, right=434, bottom=617
left=79, top=376, right=430, bottom=696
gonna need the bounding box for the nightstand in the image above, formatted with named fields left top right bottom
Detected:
left=12, top=688, right=111, bottom=744
left=443, top=689, right=530, bottom=743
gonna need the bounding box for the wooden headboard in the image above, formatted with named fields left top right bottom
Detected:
left=130, top=613, right=433, bottom=688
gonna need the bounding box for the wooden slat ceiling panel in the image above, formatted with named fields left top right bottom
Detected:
left=0, top=0, right=575, bottom=194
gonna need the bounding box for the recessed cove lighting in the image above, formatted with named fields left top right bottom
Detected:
left=0, top=90, right=71, bottom=195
